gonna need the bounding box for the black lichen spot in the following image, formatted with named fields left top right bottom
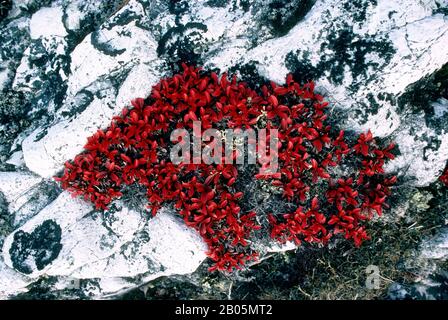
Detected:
left=158, top=23, right=209, bottom=66
left=267, top=0, right=316, bottom=37
left=168, top=0, right=190, bottom=16
left=285, top=50, right=323, bottom=84
left=342, top=0, right=378, bottom=25
left=319, top=24, right=396, bottom=91
left=228, top=61, right=270, bottom=90
left=206, top=0, right=230, bottom=8
left=0, top=0, right=12, bottom=22
left=9, top=220, right=63, bottom=274
left=434, top=1, right=448, bottom=15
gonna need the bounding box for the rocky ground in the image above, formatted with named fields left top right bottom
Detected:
left=0, top=0, right=447, bottom=299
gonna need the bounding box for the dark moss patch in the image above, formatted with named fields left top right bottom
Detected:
left=434, top=1, right=448, bottom=15
left=9, top=220, right=63, bottom=274
left=266, top=0, right=316, bottom=37
left=0, top=90, right=31, bottom=124
left=0, top=89, right=32, bottom=161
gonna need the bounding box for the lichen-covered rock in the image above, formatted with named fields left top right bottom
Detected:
left=1, top=192, right=207, bottom=298
left=0, top=0, right=447, bottom=299
left=9, top=219, right=63, bottom=274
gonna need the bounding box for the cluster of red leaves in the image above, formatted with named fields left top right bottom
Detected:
left=256, top=75, right=397, bottom=248
left=56, top=64, right=397, bottom=272
left=440, top=166, right=448, bottom=186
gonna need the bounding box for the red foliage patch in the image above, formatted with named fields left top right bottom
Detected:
left=55, top=64, right=397, bottom=272
left=440, top=166, right=448, bottom=186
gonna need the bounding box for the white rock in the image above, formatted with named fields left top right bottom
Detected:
left=2, top=193, right=207, bottom=297
left=29, top=6, right=67, bottom=39
left=385, top=118, right=448, bottom=186
left=0, top=258, right=31, bottom=299
left=0, top=171, right=42, bottom=205
left=22, top=14, right=162, bottom=178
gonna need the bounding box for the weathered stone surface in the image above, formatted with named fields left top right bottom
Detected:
left=0, top=0, right=447, bottom=299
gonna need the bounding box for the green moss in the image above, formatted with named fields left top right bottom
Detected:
left=228, top=61, right=270, bottom=89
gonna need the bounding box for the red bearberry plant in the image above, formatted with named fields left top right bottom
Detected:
left=440, top=164, right=448, bottom=186
left=55, top=64, right=397, bottom=272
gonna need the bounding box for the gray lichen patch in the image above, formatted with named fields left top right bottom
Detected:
left=9, top=219, right=62, bottom=274
left=12, top=180, right=61, bottom=228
